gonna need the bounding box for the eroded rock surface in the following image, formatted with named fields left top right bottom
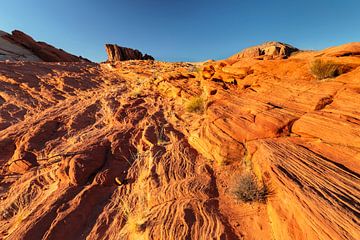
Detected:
left=0, top=42, right=359, bottom=240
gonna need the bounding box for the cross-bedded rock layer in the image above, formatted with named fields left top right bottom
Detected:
left=0, top=42, right=359, bottom=240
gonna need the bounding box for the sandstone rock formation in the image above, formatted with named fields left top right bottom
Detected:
left=318, top=42, right=360, bottom=57
left=0, top=30, right=89, bottom=62
left=229, top=41, right=299, bottom=60
left=105, top=44, right=154, bottom=61
left=0, top=42, right=359, bottom=240
left=0, top=30, right=42, bottom=61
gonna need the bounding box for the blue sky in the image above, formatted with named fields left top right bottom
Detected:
left=1, top=0, right=359, bottom=62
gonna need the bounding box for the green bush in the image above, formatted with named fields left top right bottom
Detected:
left=232, top=173, right=268, bottom=203
left=310, top=59, right=343, bottom=80
left=185, top=96, right=204, bottom=114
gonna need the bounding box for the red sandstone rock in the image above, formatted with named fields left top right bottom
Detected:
left=1, top=30, right=89, bottom=62
left=105, top=44, right=154, bottom=61
left=229, top=41, right=299, bottom=60
left=0, top=42, right=359, bottom=240
left=8, top=159, right=34, bottom=173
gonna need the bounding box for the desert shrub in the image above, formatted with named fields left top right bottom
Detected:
left=232, top=172, right=268, bottom=203
left=185, top=96, right=204, bottom=114
left=310, top=59, right=343, bottom=79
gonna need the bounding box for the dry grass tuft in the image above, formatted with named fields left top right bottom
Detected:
left=185, top=96, right=204, bottom=114
left=310, top=59, right=343, bottom=80
left=232, top=172, right=268, bottom=203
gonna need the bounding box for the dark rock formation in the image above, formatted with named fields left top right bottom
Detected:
left=1, top=30, right=89, bottom=62
left=105, top=44, right=154, bottom=61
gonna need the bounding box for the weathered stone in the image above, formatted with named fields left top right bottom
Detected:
left=230, top=41, right=299, bottom=59
left=1, top=30, right=89, bottom=62
left=105, top=44, right=154, bottom=61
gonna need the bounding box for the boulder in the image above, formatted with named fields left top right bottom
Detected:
left=68, top=143, right=109, bottom=185
left=8, top=159, right=34, bottom=173
left=8, top=150, right=37, bottom=173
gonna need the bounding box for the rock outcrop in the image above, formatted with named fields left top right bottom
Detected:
left=105, top=44, right=154, bottom=61
left=0, top=42, right=359, bottom=240
left=318, top=42, right=360, bottom=57
left=0, top=30, right=89, bottom=62
left=0, top=30, right=42, bottom=61
left=229, top=41, right=299, bottom=60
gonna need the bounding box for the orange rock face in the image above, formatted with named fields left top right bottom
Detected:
left=0, top=42, right=359, bottom=240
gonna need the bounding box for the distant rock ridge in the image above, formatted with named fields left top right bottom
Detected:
left=105, top=44, right=154, bottom=61
left=0, top=30, right=89, bottom=62
left=229, top=41, right=299, bottom=60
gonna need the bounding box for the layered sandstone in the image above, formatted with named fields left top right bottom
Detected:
left=0, top=30, right=89, bottom=62
left=0, top=42, right=359, bottom=240
left=0, top=30, right=42, bottom=61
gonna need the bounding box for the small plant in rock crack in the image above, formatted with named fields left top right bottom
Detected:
left=118, top=198, right=148, bottom=235
left=185, top=96, right=205, bottom=114
left=310, top=59, right=344, bottom=80
left=232, top=172, right=268, bottom=203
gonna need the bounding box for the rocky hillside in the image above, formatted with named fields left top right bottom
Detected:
left=0, top=42, right=359, bottom=240
left=0, top=30, right=88, bottom=62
